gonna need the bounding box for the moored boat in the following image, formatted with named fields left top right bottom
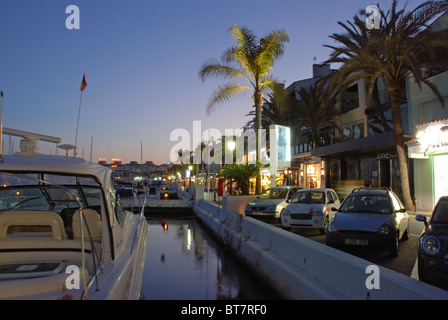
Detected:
left=0, top=131, right=149, bottom=299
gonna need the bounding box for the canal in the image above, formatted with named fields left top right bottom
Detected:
left=141, top=215, right=280, bottom=300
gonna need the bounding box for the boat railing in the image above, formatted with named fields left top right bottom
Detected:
left=0, top=171, right=101, bottom=299
left=131, top=196, right=147, bottom=254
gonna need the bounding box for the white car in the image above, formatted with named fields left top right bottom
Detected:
left=281, top=188, right=340, bottom=234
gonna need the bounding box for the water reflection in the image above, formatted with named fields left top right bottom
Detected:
left=141, top=217, right=279, bottom=300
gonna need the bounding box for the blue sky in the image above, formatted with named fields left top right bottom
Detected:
left=0, top=0, right=423, bottom=164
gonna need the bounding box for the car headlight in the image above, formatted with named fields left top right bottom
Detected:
left=422, top=236, right=441, bottom=256
left=313, top=210, right=323, bottom=216
left=327, top=220, right=338, bottom=233
left=266, top=205, right=277, bottom=211
left=283, top=210, right=290, bottom=216
left=377, top=223, right=391, bottom=235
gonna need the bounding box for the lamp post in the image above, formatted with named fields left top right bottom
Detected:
left=188, top=165, right=193, bottom=186
left=227, top=140, right=236, bottom=194
left=227, top=140, right=236, bottom=163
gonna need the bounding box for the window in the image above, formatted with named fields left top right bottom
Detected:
left=390, top=193, right=404, bottom=212
left=433, top=198, right=448, bottom=224
left=291, top=191, right=325, bottom=204
left=331, top=190, right=339, bottom=202
left=109, top=189, right=125, bottom=226
left=327, top=190, right=338, bottom=203
left=340, top=84, right=359, bottom=113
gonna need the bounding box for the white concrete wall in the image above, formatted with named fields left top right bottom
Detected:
left=221, top=195, right=257, bottom=215
left=193, top=193, right=448, bottom=300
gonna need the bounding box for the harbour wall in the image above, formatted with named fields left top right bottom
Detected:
left=190, top=186, right=448, bottom=300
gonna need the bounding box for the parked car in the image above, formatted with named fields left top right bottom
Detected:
left=415, top=196, right=448, bottom=284
left=326, top=187, right=409, bottom=257
left=280, top=188, right=340, bottom=234
left=245, top=186, right=301, bottom=219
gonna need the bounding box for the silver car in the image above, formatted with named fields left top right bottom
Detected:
left=245, top=186, right=301, bottom=219
left=326, top=187, right=409, bottom=257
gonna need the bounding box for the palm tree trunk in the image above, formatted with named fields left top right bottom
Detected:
left=311, top=127, right=320, bottom=148
left=390, top=89, right=414, bottom=211
left=372, top=82, right=391, bottom=132
left=254, top=88, right=262, bottom=194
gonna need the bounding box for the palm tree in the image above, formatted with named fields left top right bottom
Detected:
left=244, top=83, right=296, bottom=129
left=293, top=84, right=339, bottom=148
left=323, top=13, right=392, bottom=133
left=199, top=25, right=289, bottom=194
left=218, top=163, right=260, bottom=195
left=324, top=0, right=448, bottom=210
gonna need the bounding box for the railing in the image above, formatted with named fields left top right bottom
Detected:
left=131, top=196, right=147, bottom=254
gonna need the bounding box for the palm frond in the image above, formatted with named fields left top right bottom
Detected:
left=199, top=59, right=246, bottom=81
left=206, top=83, right=252, bottom=114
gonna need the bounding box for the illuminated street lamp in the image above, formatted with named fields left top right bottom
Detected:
left=227, top=139, right=236, bottom=165
left=188, top=165, right=193, bottom=185
left=227, top=140, right=236, bottom=194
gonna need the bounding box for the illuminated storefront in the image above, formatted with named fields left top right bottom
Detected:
left=408, top=119, right=448, bottom=211
left=304, top=160, right=323, bottom=189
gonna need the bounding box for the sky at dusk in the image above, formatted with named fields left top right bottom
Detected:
left=0, top=0, right=423, bottom=165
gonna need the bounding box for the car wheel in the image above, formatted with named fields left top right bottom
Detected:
left=402, top=225, right=409, bottom=241
left=319, top=216, right=329, bottom=235
left=388, top=232, right=399, bottom=257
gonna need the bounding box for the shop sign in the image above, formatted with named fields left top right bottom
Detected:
left=377, top=151, right=397, bottom=160
left=416, top=124, right=448, bottom=154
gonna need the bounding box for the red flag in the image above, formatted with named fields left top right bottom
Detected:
left=80, top=74, right=87, bottom=92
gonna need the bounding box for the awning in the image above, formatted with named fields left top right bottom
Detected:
left=311, top=131, right=395, bottom=157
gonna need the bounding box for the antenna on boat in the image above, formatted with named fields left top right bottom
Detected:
left=58, top=144, right=77, bottom=157
left=2, top=127, right=61, bottom=153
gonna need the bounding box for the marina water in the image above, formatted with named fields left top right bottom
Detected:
left=141, top=216, right=279, bottom=300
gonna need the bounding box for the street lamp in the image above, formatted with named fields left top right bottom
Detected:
left=188, top=165, right=193, bottom=185
left=227, top=140, right=236, bottom=194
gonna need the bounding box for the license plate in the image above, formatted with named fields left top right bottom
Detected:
left=344, top=239, right=368, bottom=246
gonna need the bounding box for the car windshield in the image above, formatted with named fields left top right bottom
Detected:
left=339, top=194, right=391, bottom=214
left=0, top=172, right=102, bottom=212
left=290, top=191, right=325, bottom=204
left=257, top=188, right=288, bottom=199
left=432, top=198, right=448, bottom=224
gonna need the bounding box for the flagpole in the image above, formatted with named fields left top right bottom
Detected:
left=74, top=90, right=83, bottom=158
left=74, top=73, right=87, bottom=158
left=0, top=91, right=4, bottom=161
left=90, top=136, right=93, bottom=162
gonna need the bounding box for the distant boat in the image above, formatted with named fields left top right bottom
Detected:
left=0, top=131, right=149, bottom=300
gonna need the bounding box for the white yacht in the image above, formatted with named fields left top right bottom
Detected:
left=0, top=130, right=149, bottom=299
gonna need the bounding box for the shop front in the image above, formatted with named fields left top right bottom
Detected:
left=408, top=119, right=448, bottom=211
left=303, top=160, right=323, bottom=189
left=311, top=131, right=401, bottom=200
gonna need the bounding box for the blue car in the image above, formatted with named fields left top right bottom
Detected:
left=326, top=187, right=410, bottom=257
left=416, top=196, right=448, bottom=285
